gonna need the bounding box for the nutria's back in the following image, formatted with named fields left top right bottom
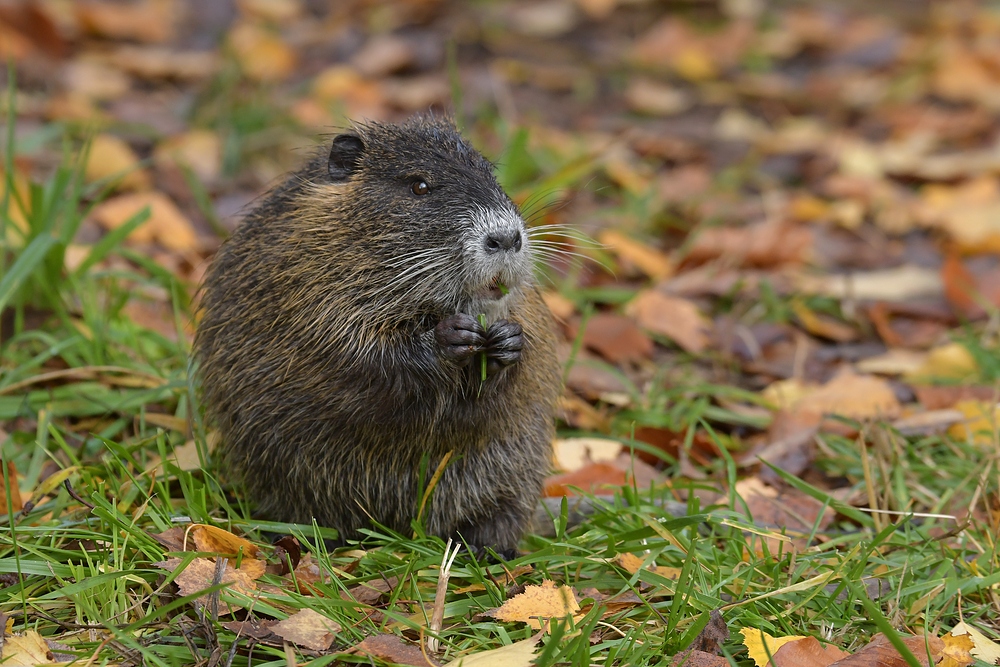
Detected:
left=195, top=116, right=561, bottom=554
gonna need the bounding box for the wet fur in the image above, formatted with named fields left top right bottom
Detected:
left=195, top=116, right=561, bottom=553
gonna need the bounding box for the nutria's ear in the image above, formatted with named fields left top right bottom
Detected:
left=328, top=133, right=365, bottom=182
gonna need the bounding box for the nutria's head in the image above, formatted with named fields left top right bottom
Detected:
left=291, top=115, right=532, bottom=321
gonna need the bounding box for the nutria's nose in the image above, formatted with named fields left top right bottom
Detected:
left=485, top=230, right=523, bottom=254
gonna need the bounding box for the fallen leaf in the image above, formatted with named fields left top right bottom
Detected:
left=109, top=46, right=220, bottom=80
left=1, top=630, right=58, bottom=665
left=597, top=231, right=674, bottom=280
left=770, top=636, right=850, bottom=667
left=670, top=650, right=730, bottom=666
left=612, top=552, right=654, bottom=574
left=571, top=313, right=653, bottom=364
left=76, top=0, right=177, bottom=43
left=353, top=634, right=437, bottom=666
left=85, top=134, right=150, bottom=191
left=219, top=617, right=278, bottom=640
left=0, top=460, right=23, bottom=513
left=905, top=343, right=979, bottom=382
left=228, top=21, right=297, bottom=82
left=626, top=290, right=710, bottom=354
left=351, top=34, right=415, bottom=77
left=791, top=301, right=857, bottom=342
left=793, top=371, right=901, bottom=421
left=441, top=635, right=541, bottom=667
left=552, top=437, right=623, bottom=472
left=740, top=628, right=807, bottom=667
left=625, top=78, right=692, bottom=116
left=236, top=0, right=303, bottom=23
left=157, top=557, right=257, bottom=612
left=686, top=221, right=813, bottom=268
left=490, top=580, right=582, bottom=630
left=947, top=400, right=1000, bottom=447
left=190, top=524, right=260, bottom=559
left=795, top=265, right=943, bottom=302
left=155, top=130, right=222, bottom=183
left=271, top=608, right=340, bottom=652
left=90, top=191, right=198, bottom=251
left=947, top=622, right=1000, bottom=665
left=831, top=633, right=944, bottom=667
left=63, top=59, right=131, bottom=101
left=544, top=462, right=627, bottom=497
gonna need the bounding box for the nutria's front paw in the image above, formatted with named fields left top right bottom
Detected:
left=435, top=314, right=486, bottom=366
left=484, top=319, right=522, bottom=372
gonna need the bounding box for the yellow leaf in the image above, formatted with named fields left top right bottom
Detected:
left=947, top=401, right=1000, bottom=447
left=739, top=628, right=807, bottom=667
left=491, top=580, right=581, bottom=630
left=2, top=630, right=58, bottom=665
left=948, top=621, right=1000, bottom=665
left=906, top=343, right=979, bottom=382
left=443, top=635, right=541, bottom=667
left=85, top=134, right=150, bottom=191
left=90, top=191, right=198, bottom=251
left=598, top=230, right=673, bottom=280
left=552, top=438, right=622, bottom=473
left=228, top=21, right=296, bottom=82
left=190, top=524, right=260, bottom=558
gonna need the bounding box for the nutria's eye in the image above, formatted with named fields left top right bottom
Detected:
left=410, top=180, right=429, bottom=196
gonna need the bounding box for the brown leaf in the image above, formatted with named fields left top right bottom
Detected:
left=670, top=650, right=731, bottom=666
left=627, top=290, right=710, bottom=354
left=598, top=231, right=673, bottom=280
left=0, top=460, right=23, bottom=514
left=150, top=526, right=188, bottom=552
left=572, top=313, right=653, bottom=364
left=828, top=633, right=944, bottom=667
left=109, top=46, right=220, bottom=80
left=793, top=371, right=901, bottom=421
left=625, top=78, right=692, bottom=117
left=157, top=557, right=257, bottom=612
left=219, top=617, right=278, bottom=640
left=686, top=221, right=813, bottom=268
left=91, top=191, right=199, bottom=251
left=346, top=576, right=399, bottom=605
left=770, top=636, right=850, bottom=667
left=76, top=0, right=177, bottom=43
left=155, top=130, right=223, bottom=183
left=544, top=462, right=627, bottom=497
left=913, top=385, right=999, bottom=410
left=353, top=634, right=438, bottom=666
left=271, top=608, right=340, bottom=652
left=0, top=2, right=68, bottom=59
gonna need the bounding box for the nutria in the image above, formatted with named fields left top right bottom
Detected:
left=195, top=115, right=561, bottom=556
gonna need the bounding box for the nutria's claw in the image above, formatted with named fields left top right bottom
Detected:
left=485, top=319, right=523, bottom=369
left=435, top=314, right=486, bottom=365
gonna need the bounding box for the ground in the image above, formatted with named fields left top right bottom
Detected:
left=1, top=0, right=999, bottom=666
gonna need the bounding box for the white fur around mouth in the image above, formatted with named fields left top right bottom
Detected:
left=477, top=273, right=508, bottom=300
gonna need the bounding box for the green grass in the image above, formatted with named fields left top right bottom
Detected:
left=2, top=109, right=1000, bottom=667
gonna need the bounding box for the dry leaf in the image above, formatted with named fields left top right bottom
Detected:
left=831, top=633, right=944, bottom=667
left=157, top=557, right=257, bottom=612
left=552, top=438, right=623, bottom=472
left=572, top=313, right=653, bottom=364
left=793, top=371, right=901, bottom=421
left=612, top=552, right=654, bottom=574
left=740, top=628, right=807, bottom=667
left=155, top=130, right=222, bottom=183
left=625, top=78, right=692, bottom=116
left=1, top=630, right=58, bottom=666
left=85, top=134, right=150, bottom=191
left=271, top=608, right=340, bottom=652
left=544, top=462, right=628, bottom=497
left=228, top=21, right=296, bottom=82
left=626, top=290, right=710, bottom=354
left=947, top=400, right=1000, bottom=447
left=353, top=634, right=437, bottom=667
left=76, top=0, right=176, bottom=43
left=905, top=343, right=978, bottom=382
left=442, top=635, right=541, bottom=667
left=190, top=524, right=260, bottom=558
left=598, top=230, right=673, bottom=280
left=687, top=221, right=813, bottom=268
left=770, top=636, right=850, bottom=667
left=947, top=622, right=1000, bottom=665
left=0, top=460, right=23, bottom=513
left=490, top=580, right=582, bottom=630
left=236, top=0, right=303, bottom=23
left=91, top=191, right=198, bottom=251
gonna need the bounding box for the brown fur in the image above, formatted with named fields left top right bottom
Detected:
left=195, top=116, right=561, bottom=554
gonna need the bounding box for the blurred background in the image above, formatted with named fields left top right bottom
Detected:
left=2, top=0, right=999, bottom=486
